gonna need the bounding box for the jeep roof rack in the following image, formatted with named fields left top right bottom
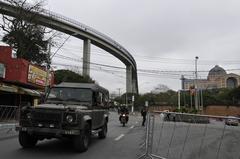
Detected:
left=55, top=82, right=109, bottom=95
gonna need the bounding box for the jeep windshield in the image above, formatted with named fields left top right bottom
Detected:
left=46, top=87, right=92, bottom=104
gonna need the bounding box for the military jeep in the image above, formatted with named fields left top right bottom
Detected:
left=17, top=82, right=109, bottom=152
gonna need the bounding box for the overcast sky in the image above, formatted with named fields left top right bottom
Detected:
left=47, top=0, right=240, bottom=94
left=2, top=0, right=240, bottom=94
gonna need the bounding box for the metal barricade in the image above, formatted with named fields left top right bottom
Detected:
left=0, top=105, right=19, bottom=137
left=139, top=111, right=240, bottom=159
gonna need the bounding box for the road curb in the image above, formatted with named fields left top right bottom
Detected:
left=0, top=123, right=18, bottom=140
left=0, top=123, right=17, bottom=128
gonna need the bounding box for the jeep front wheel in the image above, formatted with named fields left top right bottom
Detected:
left=98, top=122, right=107, bottom=139
left=18, top=131, right=38, bottom=148
left=73, top=124, right=91, bottom=152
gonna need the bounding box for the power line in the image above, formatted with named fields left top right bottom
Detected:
left=50, top=35, right=72, bottom=59
left=54, top=43, right=240, bottom=65
left=51, top=62, right=126, bottom=79
left=52, top=51, right=240, bottom=80
left=54, top=54, right=126, bottom=70
left=53, top=54, right=240, bottom=74
left=52, top=60, right=240, bottom=82
left=52, top=62, right=192, bottom=80
left=56, top=43, right=240, bottom=65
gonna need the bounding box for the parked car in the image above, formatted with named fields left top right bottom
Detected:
left=225, top=116, right=239, bottom=126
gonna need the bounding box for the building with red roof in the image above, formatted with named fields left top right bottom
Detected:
left=0, top=46, right=54, bottom=106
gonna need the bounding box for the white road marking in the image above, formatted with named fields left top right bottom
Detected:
left=130, top=125, right=134, bottom=129
left=114, top=134, right=125, bottom=141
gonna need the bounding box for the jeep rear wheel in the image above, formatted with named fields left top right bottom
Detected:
left=98, top=122, right=107, bottom=139
left=18, top=131, right=38, bottom=148
left=73, top=124, right=91, bottom=152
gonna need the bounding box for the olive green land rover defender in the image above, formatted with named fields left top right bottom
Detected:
left=17, top=82, right=109, bottom=152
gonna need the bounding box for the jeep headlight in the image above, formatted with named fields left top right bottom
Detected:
left=66, top=115, right=74, bottom=123
left=21, top=106, right=31, bottom=119
left=26, top=112, right=32, bottom=119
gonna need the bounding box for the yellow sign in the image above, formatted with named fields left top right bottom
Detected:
left=28, top=65, right=48, bottom=86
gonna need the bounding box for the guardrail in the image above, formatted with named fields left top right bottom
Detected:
left=0, top=105, right=18, bottom=122
left=139, top=111, right=240, bottom=159
left=0, top=105, right=18, bottom=138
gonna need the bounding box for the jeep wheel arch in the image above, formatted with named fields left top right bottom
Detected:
left=73, top=123, right=91, bottom=152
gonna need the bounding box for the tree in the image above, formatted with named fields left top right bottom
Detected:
left=228, top=87, right=240, bottom=105
left=0, top=0, right=53, bottom=65
left=54, top=70, right=95, bottom=84
left=151, top=84, right=170, bottom=94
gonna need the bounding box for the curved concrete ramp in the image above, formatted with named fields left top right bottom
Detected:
left=0, top=1, right=138, bottom=93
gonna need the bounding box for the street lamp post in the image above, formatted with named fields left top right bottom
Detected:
left=194, top=56, right=199, bottom=110
left=116, top=88, right=123, bottom=105
left=132, top=95, right=134, bottom=113
left=45, top=41, right=51, bottom=93
left=178, top=90, right=181, bottom=110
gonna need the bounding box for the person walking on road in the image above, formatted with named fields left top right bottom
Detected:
left=141, top=107, right=147, bottom=126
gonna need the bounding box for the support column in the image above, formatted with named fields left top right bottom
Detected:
left=82, top=39, right=91, bottom=77
left=126, top=65, right=133, bottom=93
left=132, top=76, right=137, bottom=94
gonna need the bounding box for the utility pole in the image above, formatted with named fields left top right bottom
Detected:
left=194, top=56, right=199, bottom=110
left=117, top=88, right=121, bottom=97
left=117, top=88, right=122, bottom=105
left=36, top=40, right=51, bottom=97
left=200, top=89, right=203, bottom=112
left=45, top=40, right=51, bottom=95
left=190, top=92, right=192, bottom=109
left=125, top=92, right=128, bottom=107
left=132, top=95, right=134, bottom=113
left=178, top=90, right=181, bottom=110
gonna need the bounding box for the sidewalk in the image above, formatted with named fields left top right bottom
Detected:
left=0, top=123, right=18, bottom=140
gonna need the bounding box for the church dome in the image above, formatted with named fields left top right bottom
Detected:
left=208, top=65, right=226, bottom=78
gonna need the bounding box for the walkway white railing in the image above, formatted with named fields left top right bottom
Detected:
left=0, top=0, right=136, bottom=65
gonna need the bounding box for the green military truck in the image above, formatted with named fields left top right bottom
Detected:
left=17, top=82, right=109, bottom=152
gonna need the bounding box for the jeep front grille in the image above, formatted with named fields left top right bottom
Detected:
left=32, top=111, right=62, bottom=122
left=30, top=110, right=63, bottom=128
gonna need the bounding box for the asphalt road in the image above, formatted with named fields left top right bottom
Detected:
left=0, top=112, right=146, bottom=159
left=1, top=112, right=239, bottom=159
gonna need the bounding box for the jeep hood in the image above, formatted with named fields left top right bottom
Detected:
left=34, top=104, right=88, bottom=110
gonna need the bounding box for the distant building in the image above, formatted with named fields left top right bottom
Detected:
left=181, top=65, right=240, bottom=90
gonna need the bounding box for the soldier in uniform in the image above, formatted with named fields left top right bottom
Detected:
left=141, top=107, right=147, bottom=126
